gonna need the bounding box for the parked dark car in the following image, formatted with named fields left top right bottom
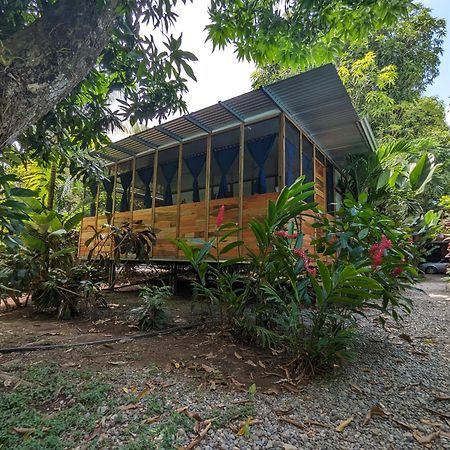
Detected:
left=418, top=258, right=449, bottom=274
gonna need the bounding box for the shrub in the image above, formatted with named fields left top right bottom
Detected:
left=176, top=178, right=426, bottom=373
left=133, top=285, right=171, bottom=330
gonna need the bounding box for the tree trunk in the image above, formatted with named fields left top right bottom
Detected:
left=0, top=0, right=119, bottom=148
left=47, top=163, right=57, bottom=210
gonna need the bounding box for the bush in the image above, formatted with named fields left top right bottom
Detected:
left=176, top=178, right=424, bottom=373
left=0, top=209, right=105, bottom=318
left=133, top=285, right=171, bottom=330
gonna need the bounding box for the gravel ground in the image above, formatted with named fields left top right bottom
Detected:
left=96, top=276, right=449, bottom=450
left=1, top=277, right=449, bottom=449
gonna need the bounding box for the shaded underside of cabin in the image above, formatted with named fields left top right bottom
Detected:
left=78, top=64, right=375, bottom=261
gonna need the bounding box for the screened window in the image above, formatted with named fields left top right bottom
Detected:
left=180, top=138, right=207, bottom=204
left=98, top=166, right=116, bottom=216
left=134, top=153, right=155, bottom=210
left=302, top=135, right=314, bottom=202
left=156, top=147, right=179, bottom=207
left=115, top=161, right=133, bottom=213
left=326, top=159, right=335, bottom=213
left=243, top=118, right=279, bottom=196
left=285, top=120, right=300, bottom=187
left=211, top=129, right=240, bottom=199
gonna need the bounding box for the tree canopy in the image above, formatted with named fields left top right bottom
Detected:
left=0, top=0, right=411, bottom=150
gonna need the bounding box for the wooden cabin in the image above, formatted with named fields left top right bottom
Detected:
left=78, top=64, right=375, bottom=261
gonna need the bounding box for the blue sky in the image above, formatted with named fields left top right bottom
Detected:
left=424, top=0, right=450, bottom=104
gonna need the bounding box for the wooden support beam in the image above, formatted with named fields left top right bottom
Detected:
left=130, top=157, right=136, bottom=233
left=110, top=163, right=118, bottom=259
left=176, top=142, right=183, bottom=258
left=205, top=133, right=212, bottom=241
left=151, top=150, right=159, bottom=258
left=278, top=113, right=286, bottom=189
left=238, top=123, right=245, bottom=256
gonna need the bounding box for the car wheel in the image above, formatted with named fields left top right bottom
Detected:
left=425, top=266, right=438, bottom=274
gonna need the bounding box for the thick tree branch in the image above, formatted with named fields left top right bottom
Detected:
left=0, top=0, right=119, bottom=147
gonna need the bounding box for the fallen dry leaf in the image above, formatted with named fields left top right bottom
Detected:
left=263, top=387, right=280, bottom=396
left=234, top=352, right=243, bottom=360
left=336, top=417, right=353, bottom=432
left=107, top=361, right=126, bottom=366
left=119, top=403, right=140, bottom=411
left=413, top=430, right=440, bottom=445
left=137, top=388, right=151, bottom=400
left=279, top=417, right=305, bottom=430
left=258, top=360, right=266, bottom=369
left=142, top=415, right=161, bottom=424
left=12, top=427, right=36, bottom=434
left=399, top=333, right=413, bottom=343
left=201, top=364, right=214, bottom=373
left=363, top=404, right=391, bottom=426
left=350, top=383, right=364, bottom=394
left=245, top=359, right=258, bottom=367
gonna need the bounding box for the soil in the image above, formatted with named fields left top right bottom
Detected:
left=0, top=288, right=282, bottom=391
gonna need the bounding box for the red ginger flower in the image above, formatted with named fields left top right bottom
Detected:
left=293, top=248, right=316, bottom=276
left=275, top=230, right=289, bottom=238
left=216, top=205, right=225, bottom=228
left=368, top=235, right=393, bottom=268
left=392, top=266, right=403, bottom=277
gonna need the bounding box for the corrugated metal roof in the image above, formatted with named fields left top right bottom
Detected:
left=95, top=64, right=374, bottom=167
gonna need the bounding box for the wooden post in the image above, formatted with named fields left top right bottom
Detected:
left=299, top=131, right=303, bottom=178
left=151, top=150, right=158, bottom=258
left=205, top=134, right=212, bottom=242
left=278, top=113, right=286, bottom=189
left=93, top=182, right=100, bottom=257
left=110, top=163, right=118, bottom=259
left=176, top=143, right=183, bottom=258
left=130, top=157, right=136, bottom=230
left=238, top=123, right=245, bottom=256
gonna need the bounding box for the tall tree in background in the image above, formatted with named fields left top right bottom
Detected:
left=0, top=0, right=411, bottom=149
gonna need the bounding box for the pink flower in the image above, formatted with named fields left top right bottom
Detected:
left=368, top=235, right=393, bottom=268
left=293, top=248, right=316, bottom=276
left=392, top=266, right=403, bottom=277
left=288, top=233, right=299, bottom=240
left=380, top=235, right=392, bottom=250
left=275, top=230, right=289, bottom=238
left=216, top=205, right=225, bottom=228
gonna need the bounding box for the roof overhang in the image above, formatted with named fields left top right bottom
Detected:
left=94, top=64, right=375, bottom=168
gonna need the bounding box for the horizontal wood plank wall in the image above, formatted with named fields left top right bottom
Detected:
left=179, top=202, right=207, bottom=242
left=242, top=192, right=278, bottom=255
left=153, top=205, right=178, bottom=258
left=209, top=197, right=240, bottom=258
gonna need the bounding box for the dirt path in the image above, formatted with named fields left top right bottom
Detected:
left=0, top=277, right=449, bottom=449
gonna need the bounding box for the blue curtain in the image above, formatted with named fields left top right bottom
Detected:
left=119, top=171, right=133, bottom=212
left=184, top=153, right=206, bottom=202
left=137, top=166, right=153, bottom=208
left=88, top=182, right=98, bottom=216
left=102, top=176, right=114, bottom=213
left=160, top=161, right=178, bottom=205
left=213, top=144, right=239, bottom=199
left=247, top=134, right=276, bottom=194
left=285, top=138, right=297, bottom=187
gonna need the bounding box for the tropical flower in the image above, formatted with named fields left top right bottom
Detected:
left=216, top=205, right=225, bottom=228
left=275, top=230, right=289, bottom=238
left=293, top=248, right=316, bottom=276
left=392, top=266, right=403, bottom=277
left=368, top=235, right=393, bottom=268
